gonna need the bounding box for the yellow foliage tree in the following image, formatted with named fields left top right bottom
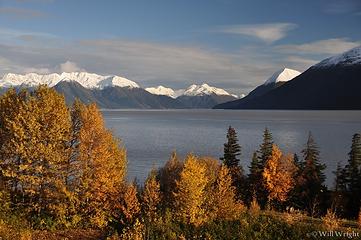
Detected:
left=158, top=151, right=183, bottom=208
left=0, top=86, right=72, bottom=221
left=0, top=87, right=128, bottom=228
left=263, top=144, right=297, bottom=205
left=120, top=183, right=141, bottom=226
left=198, top=157, right=220, bottom=186
left=74, top=102, right=127, bottom=228
left=173, top=154, right=208, bottom=226
left=142, top=170, right=161, bottom=222
left=209, top=165, right=244, bottom=221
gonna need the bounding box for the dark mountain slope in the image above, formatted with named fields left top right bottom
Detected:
left=215, top=65, right=361, bottom=110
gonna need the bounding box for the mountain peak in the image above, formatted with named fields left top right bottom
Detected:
left=145, top=85, right=175, bottom=98
left=264, top=68, right=301, bottom=85
left=0, top=71, right=140, bottom=89
left=182, top=83, right=234, bottom=97
left=315, top=45, right=361, bottom=68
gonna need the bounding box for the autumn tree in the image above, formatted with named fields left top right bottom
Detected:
left=263, top=145, right=297, bottom=208
left=173, top=154, right=208, bottom=226
left=209, top=165, right=243, bottom=221
left=119, top=183, right=141, bottom=227
left=0, top=86, right=72, bottom=225
left=142, top=170, right=161, bottom=222
left=141, top=170, right=161, bottom=240
left=0, top=89, right=25, bottom=208
left=157, top=151, right=183, bottom=208
left=198, top=157, right=220, bottom=188
left=73, top=102, right=127, bottom=228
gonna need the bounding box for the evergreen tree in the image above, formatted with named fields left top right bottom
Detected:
left=258, top=127, right=274, bottom=167
left=254, top=127, right=274, bottom=208
left=345, top=133, right=361, bottom=218
left=247, top=152, right=261, bottom=204
left=221, top=126, right=241, bottom=168
left=287, top=153, right=304, bottom=209
left=221, top=126, right=246, bottom=200
left=293, top=153, right=302, bottom=170
left=297, top=132, right=326, bottom=216
left=332, top=162, right=348, bottom=217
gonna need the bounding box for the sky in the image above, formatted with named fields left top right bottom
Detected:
left=0, top=0, right=360, bottom=95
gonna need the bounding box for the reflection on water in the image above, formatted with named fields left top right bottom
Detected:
left=102, top=109, right=361, bottom=186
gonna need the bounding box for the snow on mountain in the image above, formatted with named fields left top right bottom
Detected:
left=146, top=83, right=237, bottom=98
left=0, top=72, right=140, bottom=89
left=145, top=86, right=176, bottom=98
left=264, top=68, right=301, bottom=85
left=315, top=46, right=361, bottom=68
left=181, top=83, right=234, bottom=97
left=0, top=72, right=238, bottom=99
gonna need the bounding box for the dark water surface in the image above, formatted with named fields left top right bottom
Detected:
left=102, top=109, right=361, bottom=186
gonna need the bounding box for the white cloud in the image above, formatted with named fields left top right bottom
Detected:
left=5, top=29, right=358, bottom=95
left=0, top=37, right=280, bottom=94
left=58, top=61, right=85, bottom=72
left=216, top=23, right=297, bottom=43
left=276, top=38, right=361, bottom=55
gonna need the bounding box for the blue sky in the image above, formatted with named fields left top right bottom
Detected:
left=0, top=0, right=360, bottom=94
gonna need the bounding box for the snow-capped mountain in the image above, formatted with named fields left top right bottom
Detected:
left=237, top=68, right=301, bottom=102
left=0, top=72, right=238, bottom=108
left=0, top=72, right=140, bottom=89
left=146, top=83, right=237, bottom=98
left=215, top=46, right=361, bottom=110
left=145, top=86, right=176, bottom=98
left=264, top=68, right=301, bottom=85
left=315, top=45, right=361, bottom=68
left=181, top=83, right=234, bottom=97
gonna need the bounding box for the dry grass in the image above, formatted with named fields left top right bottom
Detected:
left=283, top=211, right=306, bottom=225
left=322, top=209, right=340, bottom=230
left=248, top=197, right=261, bottom=216
left=31, top=229, right=103, bottom=240
left=0, top=221, right=103, bottom=240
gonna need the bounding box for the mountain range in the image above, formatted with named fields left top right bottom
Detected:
left=2, top=46, right=360, bottom=110
left=215, top=46, right=361, bottom=110
left=0, top=72, right=237, bottom=109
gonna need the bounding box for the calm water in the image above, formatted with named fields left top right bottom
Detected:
left=102, top=109, right=361, bottom=186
